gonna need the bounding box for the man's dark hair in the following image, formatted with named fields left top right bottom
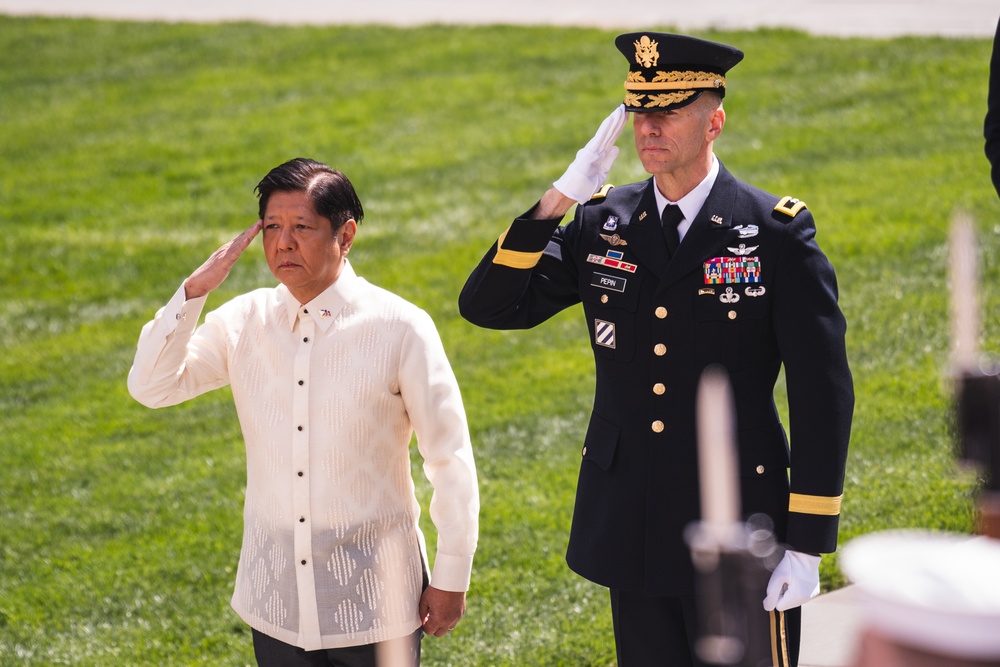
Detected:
left=255, top=157, right=364, bottom=229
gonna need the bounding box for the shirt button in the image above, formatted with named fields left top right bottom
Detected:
left=654, top=344, right=667, bottom=356
left=303, top=337, right=309, bottom=343
left=651, top=420, right=664, bottom=433
left=301, top=560, right=307, bottom=565
left=653, top=383, right=665, bottom=395
left=655, top=306, right=668, bottom=319
left=601, top=295, right=609, bottom=304
left=298, top=380, right=304, bottom=386
left=297, top=471, right=304, bottom=477
left=297, top=426, right=303, bottom=431
left=756, top=465, right=765, bottom=475
left=299, top=517, right=306, bottom=523
left=728, top=311, right=737, bottom=320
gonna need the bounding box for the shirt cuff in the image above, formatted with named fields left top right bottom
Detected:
left=429, top=553, right=474, bottom=592
left=165, top=284, right=208, bottom=334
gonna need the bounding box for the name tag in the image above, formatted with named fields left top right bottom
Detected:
left=591, top=272, right=627, bottom=293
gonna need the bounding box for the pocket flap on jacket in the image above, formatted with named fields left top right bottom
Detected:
left=736, top=422, right=790, bottom=477
left=581, top=413, right=620, bottom=471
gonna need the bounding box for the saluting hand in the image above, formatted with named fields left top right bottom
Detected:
left=183, top=220, right=263, bottom=300
left=553, top=104, right=628, bottom=204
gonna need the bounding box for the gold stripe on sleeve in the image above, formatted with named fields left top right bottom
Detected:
left=788, top=493, right=842, bottom=516
left=492, top=227, right=544, bottom=270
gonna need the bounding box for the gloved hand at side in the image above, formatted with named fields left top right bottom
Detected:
left=762, top=550, right=821, bottom=612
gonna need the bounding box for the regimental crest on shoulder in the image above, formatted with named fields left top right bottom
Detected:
left=774, top=195, right=807, bottom=220
left=634, top=35, right=659, bottom=68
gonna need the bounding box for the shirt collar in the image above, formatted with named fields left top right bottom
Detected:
left=280, top=260, right=360, bottom=332
left=653, top=155, right=720, bottom=238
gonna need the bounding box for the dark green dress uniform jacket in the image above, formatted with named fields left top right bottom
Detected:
left=458, top=162, right=854, bottom=597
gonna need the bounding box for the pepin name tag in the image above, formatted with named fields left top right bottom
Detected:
left=591, top=272, right=627, bottom=293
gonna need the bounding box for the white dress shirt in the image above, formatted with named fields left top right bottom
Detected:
left=653, top=155, right=720, bottom=242
left=128, top=261, right=478, bottom=650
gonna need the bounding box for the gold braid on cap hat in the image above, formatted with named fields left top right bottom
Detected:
left=624, top=70, right=726, bottom=91
left=624, top=70, right=725, bottom=108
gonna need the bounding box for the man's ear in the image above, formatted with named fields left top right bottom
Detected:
left=339, top=219, right=358, bottom=252
left=706, top=107, right=726, bottom=142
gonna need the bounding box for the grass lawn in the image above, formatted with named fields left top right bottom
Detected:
left=1, top=16, right=996, bottom=666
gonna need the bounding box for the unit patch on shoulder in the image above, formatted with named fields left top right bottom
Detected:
left=774, top=196, right=807, bottom=220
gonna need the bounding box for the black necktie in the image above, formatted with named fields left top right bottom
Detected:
left=662, top=204, right=683, bottom=256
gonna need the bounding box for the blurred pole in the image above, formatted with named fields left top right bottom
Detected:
left=949, top=212, right=1000, bottom=537
left=375, top=529, right=417, bottom=667
left=688, top=366, right=781, bottom=667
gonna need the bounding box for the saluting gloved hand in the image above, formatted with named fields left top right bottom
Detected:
left=553, top=104, right=628, bottom=204
left=762, top=550, right=821, bottom=612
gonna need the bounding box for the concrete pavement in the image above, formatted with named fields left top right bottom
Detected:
left=0, top=0, right=997, bottom=38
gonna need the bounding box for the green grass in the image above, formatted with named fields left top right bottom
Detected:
left=0, top=16, right=995, bottom=666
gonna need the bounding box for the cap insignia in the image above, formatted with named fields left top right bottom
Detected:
left=634, top=36, right=659, bottom=68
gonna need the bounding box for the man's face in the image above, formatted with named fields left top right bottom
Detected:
left=262, top=190, right=356, bottom=303
left=631, top=96, right=724, bottom=180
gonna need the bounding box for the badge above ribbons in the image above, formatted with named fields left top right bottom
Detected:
left=703, top=256, right=762, bottom=284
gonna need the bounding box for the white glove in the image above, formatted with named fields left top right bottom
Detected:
left=762, top=550, right=821, bottom=612
left=553, top=104, right=628, bottom=204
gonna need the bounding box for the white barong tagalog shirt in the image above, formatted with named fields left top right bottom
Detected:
left=128, top=261, right=479, bottom=650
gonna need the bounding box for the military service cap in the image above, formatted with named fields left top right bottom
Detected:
left=615, top=32, right=744, bottom=112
